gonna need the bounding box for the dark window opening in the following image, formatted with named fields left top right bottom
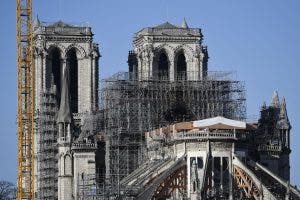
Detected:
left=176, top=51, right=187, bottom=80
left=213, top=157, right=221, bottom=186
left=214, top=157, right=221, bottom=172
left=157, top=52, right=169, bottom=80
left=47, top=48, right=62, bottom=105
left=67, top=48, right=78, bottom=113
left=197, top=157, right=203, bottom=169
left=222, top=157, right=229, bottom=171
left=190, top=157, right=196, bottom=166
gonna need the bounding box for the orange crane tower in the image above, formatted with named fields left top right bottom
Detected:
left=16, top=0, right=35, bottom=199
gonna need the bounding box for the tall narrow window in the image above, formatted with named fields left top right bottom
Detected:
left=157, top=52, right=169, bottom=80
left=176, top=51, right=187, bottom=80
left=67, top=48, right=78, bottom=113
left=46, top=47, right=62, bottom=105
left=197, top=157, right=203, bottom=169
left=64, top=155, right=72, bottom=175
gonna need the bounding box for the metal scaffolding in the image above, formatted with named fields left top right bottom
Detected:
left=99, top=71, right=246, bottom=196
left=36, top=86, right=58, bottom=200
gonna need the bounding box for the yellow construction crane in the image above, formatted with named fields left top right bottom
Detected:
left=16, top=0, right=35, bottom=199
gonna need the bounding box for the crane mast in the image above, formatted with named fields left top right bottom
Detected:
left=16, top=0, right=35, bottom=199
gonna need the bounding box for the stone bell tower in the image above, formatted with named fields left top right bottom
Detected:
left=257, top=91, right=291, bottom=181
left=33, top=19, right=100, bottom=114
left=128, top=19, right=208, bottom=81
left=32, top=18, right=100, bottom=199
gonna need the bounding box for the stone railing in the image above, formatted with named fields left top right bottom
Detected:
left=43, top=26, right=91, bottom=35
left=72, top=142, right=97, bottom=150
left=57, top=137, right=69, bottom=144
left=73, top=112, right=87, bottom=118
left=258, top=145, right=282, bottom=152
left=173, top=130, right=236, bottom=141
left=140, top=27, right=201, bottom=36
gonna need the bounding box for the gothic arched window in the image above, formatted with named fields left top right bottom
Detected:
left=157, top=51, right=169, bottom=80
left=46, top=47, right=62, bottom=104
left=175, top=51, right=187, bottom=80
left=66, top=48, right=78, bottom=113
left=64, top=154, right=72, bottom=175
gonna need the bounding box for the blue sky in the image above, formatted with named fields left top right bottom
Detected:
left=0, top=0, right=299, bottom=186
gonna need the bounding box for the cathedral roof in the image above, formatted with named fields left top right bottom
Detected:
left=134, top=21, right=202, bottom=38
left=48, top=20, right=74, bottom=28
left=34, top=20, right=93, bottom=37
left=153, top=22, right=180, bottom=29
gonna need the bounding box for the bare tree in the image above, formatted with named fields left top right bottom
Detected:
left=0, top=180, right=15, bottom=200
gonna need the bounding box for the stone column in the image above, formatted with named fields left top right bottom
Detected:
left=148, top=52, right=154, bottom=80
left=285, top=130, right=289, bottom=148
left=186, top=59, right=192, bottom=81
left=137, top=53, right=143, bottom=81
left=67, top=123, right=71, bottom=142
left=169, top=53, right=175, bottom=81
left=78, top=57, right=92, bottom=113
left=194, top=55, right=201, bottom=81
left=61, top=58, right=67, bottom=79
left=143, top=44, right=154, bottom=80
left=142, top=50, right=149, bottom=80
left=194, top=45, right=202, bottom=80
left=142, top=50, right=147, bottom=80
left=90, top=55, right=94, bottom=111
left=199, top=53, right=204, bottom=80
left=77, top=57, right=82, bottom=113
left=90, top=53, right=98, bottom=111
left=43, top=51, right=49, bottom=91
left=94, top=55, right=99, bottom=110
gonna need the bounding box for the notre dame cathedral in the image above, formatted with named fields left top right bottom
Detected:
left=32, top=17, right=299, bottom=199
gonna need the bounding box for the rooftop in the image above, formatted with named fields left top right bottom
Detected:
left=33, top=20, right=93, bottom=36
left=193, top=116, right=246, bottom=130
left=134, top=20, right=202, bottom=38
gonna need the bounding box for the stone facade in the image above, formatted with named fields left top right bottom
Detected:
left=144, top=120, right=238, bottom=199
left=33, top=20, right=100, bottom=114
left=256, top=91, right=291, bottom=180
left=120, top=114, right=295, bottom=199
left=72, top=143, right=97, bottom=200
left=31, top=19, right=296, bottom=199
left=103, top=21, right=246, bottom=195
left=128, top=21, right=208, bottom=81
left=33, top=19, right=99, bottom=200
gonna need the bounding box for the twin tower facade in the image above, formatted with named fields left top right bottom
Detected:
left=32, top=19, right=291, bottom=199
left=33, top=19, right=209, bottom=199
left=33, top=20, right=209, bottom=117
